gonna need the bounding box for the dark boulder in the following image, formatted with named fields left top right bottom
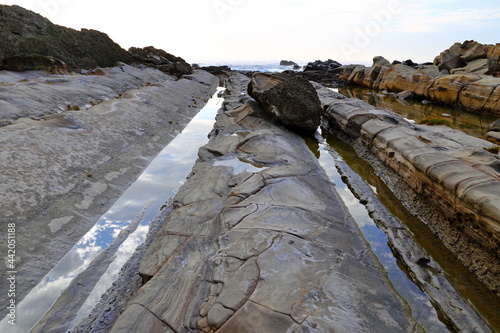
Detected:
left=128, top=46, right=192, bottom=77
left=280, top=60, right=298, bottom=66
left=247, top=72, right=323, bottom=133
left=304, top=59, right=342, bottom=72
left=402, top=59, right=418, bottom=68
left=200, top=65, right=231, bottom=76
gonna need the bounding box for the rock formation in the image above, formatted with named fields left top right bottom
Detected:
left=323, top=96, right=500, bottom=294
left=0, top=66, right=218, bottom=315
left=279, top=59, right=298, bottom=67
left=247, top=72, right=323, bottom=133
left=298, top=59, right=343, bottom=86
left=338, top=43, right=500, bottom=116
left=0, top=5, right=132, bottom=72
left=108, top=72, right=421, bottom=333
left=129, top=46, right=192, bottom=77
left=0, top=5, right=192, bottom=76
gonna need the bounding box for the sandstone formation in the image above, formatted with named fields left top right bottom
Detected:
left=434, top=40, right=500, bottom=76
left=247, top=72, right=323, bottom=133
left=0, top=66, right=218, bottom=314
left=339, top=49, right=500, bottom=116
left=323, top=97, right=500, bottom=294
left=487, top=119, right=500, bottom=144
left=108, top=72, right=420, bottom=333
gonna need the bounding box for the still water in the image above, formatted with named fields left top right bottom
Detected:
left=0, top=87, right=226, bottom=333
left=338, top=85, right=497, bottom=139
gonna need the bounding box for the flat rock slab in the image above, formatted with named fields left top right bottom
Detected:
left=0, top=67, right=218, bottom=311
left=110, top=74, right=419, bottom=332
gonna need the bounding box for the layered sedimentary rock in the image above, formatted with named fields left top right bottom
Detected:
left=0, top=67, right=218, bottom=314
left=109, top=73, right=420, bottom=332
left=323, top=97, right=500, bottom=293
left=339, top=43, right=500, bottom=116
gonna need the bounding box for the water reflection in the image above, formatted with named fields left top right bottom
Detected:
left=338, top=85, right=496, bottom=138
left=0, top=87, right=225, bottom=333
left=313, top=135, right=449, bottom=332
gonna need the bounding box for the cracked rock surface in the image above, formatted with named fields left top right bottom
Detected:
left=0, top=67, right=218, bottom=314
left=110, top=73, right=420, bottom=332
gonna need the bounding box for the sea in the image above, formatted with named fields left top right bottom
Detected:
left=194, top=60, right=371, bottom=73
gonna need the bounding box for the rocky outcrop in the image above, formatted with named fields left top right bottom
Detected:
left=247, top=72, right=323, bottom=133
left=279, top=60, right=299, bottom=68
left=434, top=40, right=500, bottom=76
left=128, top=46, right=192, bottom=77
left=108, top=72, right=420, bottom=333
left=0, top=5, right=191, bottom=76
left=323, top=97, right=500, bottom=294
left=487, top=119, right=500, bottom=144
left=298, top=59, right=343, bottom=86
left=339, top=50, right=500, bottom=116
left=0, top=67, right=218, bottom=314
left=0, top=63, right=173, bottom=126
left=0, top=5, right=132, bottom=71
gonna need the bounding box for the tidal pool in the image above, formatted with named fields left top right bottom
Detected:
left=0, top=87, right=226, bottom=333
left=338, top=85, right=497, bottom=139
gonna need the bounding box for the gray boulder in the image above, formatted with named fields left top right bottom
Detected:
left=247, top=72, right=323, bottom=133
left=489, top=119, right=500, bottom=132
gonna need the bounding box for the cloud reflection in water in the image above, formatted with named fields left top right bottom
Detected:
left=0, top=87, right=225, bottom=333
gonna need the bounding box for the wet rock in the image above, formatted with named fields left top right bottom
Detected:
left=323, top=96, right=500, bottom=294
left=0, top=68, right=219, bottom=315
left=247, top=72, right=323, bottom=133
left=109, top=73, right=420, bottom=332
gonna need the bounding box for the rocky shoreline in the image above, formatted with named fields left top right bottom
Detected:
left=0, top=66, right=218, bottom=318
left=1, top=4, right=500, bottom=332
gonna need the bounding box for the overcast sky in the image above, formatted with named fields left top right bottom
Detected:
left=3, top=0, right=500, bottom=64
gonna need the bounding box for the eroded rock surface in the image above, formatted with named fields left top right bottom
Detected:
left=339, top=41, right=500, bottom=115
left=323, top=97, right=500, bottom=294
left=247, top=72, right=323, bottom=133
left=0, top=68, right=218, bottom=314
left=109, top=73, right=419, bottom=332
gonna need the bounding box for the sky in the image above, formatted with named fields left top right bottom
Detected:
left=2, top=0, right=500, bottom=65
